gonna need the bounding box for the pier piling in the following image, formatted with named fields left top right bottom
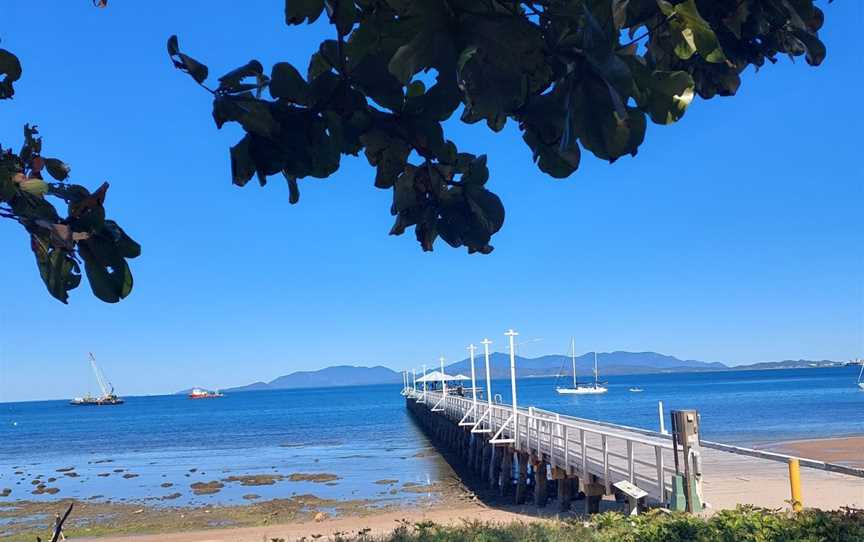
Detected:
left=499, top=448, right=513, bottom=496
left=516, top=452, right=529, bottom=504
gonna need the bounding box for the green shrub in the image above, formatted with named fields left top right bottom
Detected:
left=364, top=507, right=864, bottom=542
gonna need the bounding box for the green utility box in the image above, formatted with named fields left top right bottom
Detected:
left=668, top=474, right=702, bottom=512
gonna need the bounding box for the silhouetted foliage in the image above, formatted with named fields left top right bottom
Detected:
left=1, top=45, right=140, bottom=304
left=170, top=0, right=827, bottom=254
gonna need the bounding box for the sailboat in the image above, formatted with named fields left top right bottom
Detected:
left=556, top=339, right=608, bottom=395
left=70, top=353, right=124, bottom=406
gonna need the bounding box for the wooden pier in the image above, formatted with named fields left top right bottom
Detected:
left=403, top=386, right=864, bottom=512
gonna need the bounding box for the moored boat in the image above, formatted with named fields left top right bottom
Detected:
left=188, top=388, right=224, bottom=399
left=71, top=353, right=123, bottom=406
left=555, top=339, right=608, bottom=395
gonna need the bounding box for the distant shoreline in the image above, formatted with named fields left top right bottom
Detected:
left=1, top=364, right=856, bottom=404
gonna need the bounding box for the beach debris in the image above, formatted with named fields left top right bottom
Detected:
left=313, top=512, right=327, bottom=522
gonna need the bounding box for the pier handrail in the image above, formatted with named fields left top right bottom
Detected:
left=410, top=388, right=675, bottom=502
left=530, top=406, right=864, bottom=479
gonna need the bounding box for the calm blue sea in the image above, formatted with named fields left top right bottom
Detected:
left=1, top=367, right=861, bottom=505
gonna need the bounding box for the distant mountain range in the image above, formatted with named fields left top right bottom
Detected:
left=177, top=352, right=843, bottom=394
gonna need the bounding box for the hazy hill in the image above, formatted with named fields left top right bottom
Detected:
left=442, top=351, right=726, bottom=379
left=180, top=353, right=840, bottom=394
left=205, top=352, right=726, bottom=393
left=225, top=365, right=401, bottom=392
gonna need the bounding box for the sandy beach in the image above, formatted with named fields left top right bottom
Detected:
left=76, top=503, right=547, bottom=542
left=760, top=436, right=864, bottom=468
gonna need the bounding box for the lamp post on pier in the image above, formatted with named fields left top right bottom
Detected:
left=468, top=344, right=478, bottom=413
left=505, top=329, right=519, bottom=446
left=481, top=338, right=493, bottom=415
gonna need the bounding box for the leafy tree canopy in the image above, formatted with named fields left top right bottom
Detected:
left=1, top=0, right=829, bottom=303
left=1, top=47, right=140, bottom=304
left=169, top=0, right=827, bottom=255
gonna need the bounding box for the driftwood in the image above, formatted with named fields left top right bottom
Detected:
left=36, top=503, right=73, bottom=542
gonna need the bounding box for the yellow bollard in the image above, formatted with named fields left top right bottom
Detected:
left=788, top=458, right=803, bottom=512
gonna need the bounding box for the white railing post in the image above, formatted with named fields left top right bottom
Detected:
left=580, top=429, right=587, bottom=477
left=627, top=440, right=635, bottom=484
left=658, top=401, right=667, bottom=434
left=602, top=434, right=610, bottom=493
left=505, top=329, right=519, bottom=448
left=655, top=446, right=665, bottom=501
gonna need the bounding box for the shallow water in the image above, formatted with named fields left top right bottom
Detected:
left=1, top=367, right=862, bottom=505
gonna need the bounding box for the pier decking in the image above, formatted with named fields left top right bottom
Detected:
left=404, top=387, right=864, bottom=512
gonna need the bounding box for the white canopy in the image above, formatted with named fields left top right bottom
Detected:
left=416, top=371, right=470, bottom=383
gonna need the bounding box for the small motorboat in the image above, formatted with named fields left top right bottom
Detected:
left=629, top=387, right=644, bottom=393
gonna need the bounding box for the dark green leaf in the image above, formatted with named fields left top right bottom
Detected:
left=270, top=62, right=310, bottom=104
left=230, top=136, right=256, bottom=186
left=167, top=35, right=209, bottom=84
left=285, top=0, right=325, bottom=24
left=44, top=158, right=71, bottom=181
left=0, top=48, right=22, bottom=99
left=659, top=0, right=726, bottom=63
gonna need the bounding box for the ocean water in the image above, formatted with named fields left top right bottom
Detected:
left=1, top=367, right=862, bottom=506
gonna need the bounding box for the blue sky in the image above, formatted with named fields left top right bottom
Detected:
left=1, top=1, right=861, bottom=402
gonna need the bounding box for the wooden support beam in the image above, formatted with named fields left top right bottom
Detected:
left=534, top=460, right=548, bottom=507
left=489, top=446, right=501, bottom=489
left=557, top=476, right=571, bottom=511
left=515, top=452, right=529, bottom=504
left=582, top=478, right=605, bottom=515
left=499, top=448, right=513, bottom=497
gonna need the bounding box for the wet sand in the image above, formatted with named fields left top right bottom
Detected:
left=760, top=436, right=864, bottom=468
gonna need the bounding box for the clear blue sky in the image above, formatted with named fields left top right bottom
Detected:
left=1, top=1, right=861, bottom=402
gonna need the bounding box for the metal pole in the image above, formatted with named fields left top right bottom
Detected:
left=658, top=401, right=667, bottom=435
left=468, top=344, right=478, bottom=410
left=412, top=368, right=416, bottom=392
left=505, top=329, right=519, bottom=446
left=440, top=356, right=446, bottom=398
left=481, top=338, right=493, bottom=415
left=788, top=458, right=803, bottom=512
left=422, top=364, right=427, bottom=401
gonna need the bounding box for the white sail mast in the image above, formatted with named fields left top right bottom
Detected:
left=593, top=352, right=599, bottom=387
left=570, top=337, right=577, bottom=388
